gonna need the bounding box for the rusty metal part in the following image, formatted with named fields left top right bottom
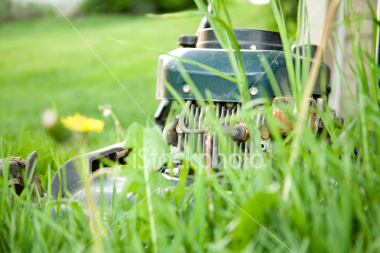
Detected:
left=272, top=97, right=318, bottom=135
left=272, top=97, right=294, bottom=135
left=1, top=158, right=25, bottom=195
left=0, top=151, right=44, bottom=205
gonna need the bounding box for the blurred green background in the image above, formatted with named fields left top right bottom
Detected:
left=0, top=0, right=296, bottom=163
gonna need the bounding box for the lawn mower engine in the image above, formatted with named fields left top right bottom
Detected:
left=154, top=27, right=330, bottom=173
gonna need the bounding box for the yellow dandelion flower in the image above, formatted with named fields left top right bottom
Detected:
left=60, top=113, right=104, bottom=133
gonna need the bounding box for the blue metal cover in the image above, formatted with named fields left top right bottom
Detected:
left=156, top=48, right=330, bottom=102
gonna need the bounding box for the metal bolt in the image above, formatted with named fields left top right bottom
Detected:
left=250, top=87, right=258, bottom=96
left=230, top=124, right=249, bottom=141
left=182, top=84, right=191, bottom=94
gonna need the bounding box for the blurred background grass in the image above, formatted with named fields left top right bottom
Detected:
left=0, top=0, right=294, bottom=168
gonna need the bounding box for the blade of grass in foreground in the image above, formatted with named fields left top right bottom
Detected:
left=287, top=0, right=342, bottom=168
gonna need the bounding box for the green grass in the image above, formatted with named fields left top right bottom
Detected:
left=1, top=0, right=380, bottom=252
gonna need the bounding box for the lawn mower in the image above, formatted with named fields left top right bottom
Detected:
left=0, top=8, right=332, bottom=207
